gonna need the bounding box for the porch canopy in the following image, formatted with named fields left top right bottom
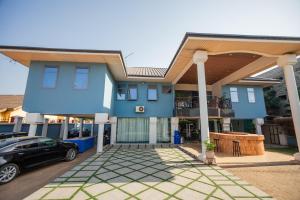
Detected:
left=163, top=33, right=300, bottom=160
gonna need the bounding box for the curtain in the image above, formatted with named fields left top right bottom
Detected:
left=157, top=118, right=171, bottom=143
left=117, top=118, right=149, bottom=143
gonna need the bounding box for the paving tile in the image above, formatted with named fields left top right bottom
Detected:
left=24, top=187, right=53, bottom=200
left=125, top=171, right=147, bottom=180
left=243, top=186, right=270, bottom=197
left=120, top=182, right=148, bottom=195
left=200, top=169, right=221, bottom=176
left=211, top=189, right=233, bottom=200
left=71, top=190, right=90, bottom=200
left=96, top=189, right=129, bottom=200
left=67, top=177, right=90, bottom=182
left=188, top=181, right=216, bottom=195
left=214, top=180, right=236, bottom=185
left=155, top=181, right=181, bottom=194
left=170, top=175, right=193, bottom=186
left=138, top=175, right=163, bottom=186
left=221, top=185, right=255, bottom=197
left=83, top=182, right=113, bottom=196
left=73, top=170, right=95, bottom=177
left=137, top=188, right=169, bottom=200
left=139, top=167, right=158, bottom=174
left=152, top=170, right=173, bottom=180
left=175, top=188, right=207, bottom=200
left=43, top=187, right=79, bottom=199
left=97, top=171, right=119, bottom=180
left=82, top=165, right=100, bottom=171
left=180, top=170, right=202, bottom=180
left=61, top=170, right=77, bottom=177
left=114, top=167, right=134, bottom=175
left=129, top=164, right=146, bottom=170
left=106, top=176, right=132, bottom=187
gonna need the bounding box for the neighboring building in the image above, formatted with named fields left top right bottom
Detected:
left=258, top=59, right=300, bottom=116
left=1, top=33, right=300, bottom=156
left=0, top=95, right=25, bottom=123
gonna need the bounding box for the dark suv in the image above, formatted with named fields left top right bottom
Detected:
left=0, top=136, right=79, bottom=184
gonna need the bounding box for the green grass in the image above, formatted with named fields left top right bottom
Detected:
left=266, top=147, right=299, bottom=155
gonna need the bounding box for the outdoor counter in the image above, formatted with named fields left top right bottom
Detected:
left=210, top=132, right=265, bottom=155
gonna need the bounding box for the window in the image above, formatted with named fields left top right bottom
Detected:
left=128, top=84, right=138, bottom=100
left=162, top=86, right=172, bottom=94
left=74, top=67, right=89, bottom=89
left=38, top=138, right=57, bottom=147
left=117, top=84, right=127, bottom=100
left=148, top=85, right=158, bottom=100
left=247, top=88, right=256, bottom=103
left=43, top=66, right=58, bottom=88
left=230, top=87, right=239, bottom=102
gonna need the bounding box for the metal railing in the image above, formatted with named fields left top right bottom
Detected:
left=175, top=96, right=235, bottom=117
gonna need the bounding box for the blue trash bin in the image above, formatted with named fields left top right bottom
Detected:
left=174, top=130, right=181, bottom=144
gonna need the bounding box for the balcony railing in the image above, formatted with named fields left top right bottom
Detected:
left=175, top=96, right=235, bottom=117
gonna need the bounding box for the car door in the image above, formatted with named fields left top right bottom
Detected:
left=38, top=138, right=64, bottom=161
left=16, top=139, right=43, bottom=168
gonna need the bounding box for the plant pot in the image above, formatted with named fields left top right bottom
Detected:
left=206, top=151, right=215, bottom=159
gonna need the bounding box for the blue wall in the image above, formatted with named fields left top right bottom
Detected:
left=114, top=82, right=174, bottom=117
left=23, top=61, right=114, bottom=115
left=222, top=85, right=267, bottom=119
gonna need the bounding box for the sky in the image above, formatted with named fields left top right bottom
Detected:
left=0, top=0, right=300, bottom=94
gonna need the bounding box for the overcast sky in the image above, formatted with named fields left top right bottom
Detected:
left=0, top=0, right=300, bottom=94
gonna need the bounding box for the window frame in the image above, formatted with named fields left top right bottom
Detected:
left=42, top=65, right=59, bottom=89
left=229, top=87, right=239, bottom=103
left=127, top=84, right=138, bottom=101
left=116, top=84, right=127, bottom=100
left=162, top=85, right=172, bottom=94
left=73, top=66, right=89, bottom=90
left=148, top=85, right=158, bottom=101
left=247, top=88, right=256, bottom=103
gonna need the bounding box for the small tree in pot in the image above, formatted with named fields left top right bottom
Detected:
left=203, top=139, right=216, bottom=165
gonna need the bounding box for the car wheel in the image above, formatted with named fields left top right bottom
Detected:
left=0, top=163, right=19, bottom=184
left=65, top=148, right=77, bottom=161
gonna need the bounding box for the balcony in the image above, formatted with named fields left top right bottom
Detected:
left=175, top=96, right=235, bottom=118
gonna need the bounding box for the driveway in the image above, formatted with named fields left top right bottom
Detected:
left=25, top=145, right=273, bottom=200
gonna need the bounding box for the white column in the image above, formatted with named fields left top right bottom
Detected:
left=149, top=117, right=157, bottom=144
left=41, top=118, right=49, bottom=137
left=13, top=116, right=23, bottom=132
left=277, top=54, right=300, bottom=160
left=26, top=113, right=44, bottom=137
left=63, top=117, right=69, bottom=140
left=171, top=117, right=179, bottom=144
left=253, top=118, right=264, bottom=135
left=222, top=118, right=231, bottom=132
left=193, top=51, right=209, bottom=160
left=110, top=117, right=117, bottom=144
left=95, top=113, right=109, bottom=153
left=91, top=119, right=94, bottom=137
left=59, top=120, right=65, bottom=139
left=28, top=124, right=37, bottom=137
left=79, top=118, right=83, bottom=138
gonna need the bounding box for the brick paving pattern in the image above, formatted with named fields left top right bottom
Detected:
left=25, top=145, right=273, bottom=200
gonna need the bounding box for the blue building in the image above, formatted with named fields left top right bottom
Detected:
left=4, top=32, right=298, bottom=155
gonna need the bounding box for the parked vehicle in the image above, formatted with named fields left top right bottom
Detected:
left=0, top=136, right=78, bottom=184
left=68, top=128, right=91, bottom=138
left=0, top=132, right=28, bottom=139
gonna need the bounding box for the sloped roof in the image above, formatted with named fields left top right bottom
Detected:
left=126, top=67, right=167, bottom=77
left=0, top=95, right=23, bottom=111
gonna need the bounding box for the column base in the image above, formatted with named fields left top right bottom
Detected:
left=198, top=153, right=206, bottom=161
left=294, top=152, right=300, bottom=161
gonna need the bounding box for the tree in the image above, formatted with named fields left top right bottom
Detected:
left=264, top=88, right=281, bottom=115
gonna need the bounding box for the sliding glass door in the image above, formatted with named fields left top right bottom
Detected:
left=157, top=118, right=171, bottom=143
left=117, top=118, right=149, bottom=143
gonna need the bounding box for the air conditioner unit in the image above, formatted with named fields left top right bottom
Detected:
left=135, top=106, right=145, bottom=113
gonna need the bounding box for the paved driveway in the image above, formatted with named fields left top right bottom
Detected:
left=25, top=145, right=273, bottom=200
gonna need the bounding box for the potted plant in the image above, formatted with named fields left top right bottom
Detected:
left=203, top=139, right=216, bottom=164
